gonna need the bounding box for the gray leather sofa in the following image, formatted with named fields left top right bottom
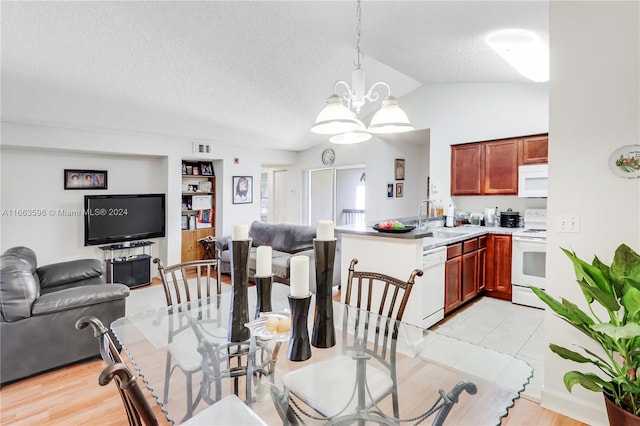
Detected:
left=216, top=221, right=340, bottom=291
left=0, top=246, right=130, bottom=384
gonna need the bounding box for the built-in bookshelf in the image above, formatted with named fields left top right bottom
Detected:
left=181, top=160, right=215, bottom=262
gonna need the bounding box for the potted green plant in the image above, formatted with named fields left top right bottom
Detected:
left=531, top=243, right=640, bottom=424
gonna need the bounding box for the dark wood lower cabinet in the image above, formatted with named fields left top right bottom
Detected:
left=444, top=243, right=462, bottom=314
left=461, top=247, right=478, bottom=302
left=444, top=236, right=486, bottom=314
left=485, top=234, right=512, bottom=300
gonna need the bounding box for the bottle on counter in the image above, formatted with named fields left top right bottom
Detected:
left=436, top=200, right=444, bottom=217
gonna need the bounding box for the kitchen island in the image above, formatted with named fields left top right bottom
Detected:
left=335, top=222, right=519, bottom=329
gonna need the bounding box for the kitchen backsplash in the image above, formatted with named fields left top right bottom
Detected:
left=451, top=195, right=547, bottom=219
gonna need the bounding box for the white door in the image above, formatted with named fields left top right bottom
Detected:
left=308, top=165, right=366, bottom=226
left=309, top=169, right=334, bottom=225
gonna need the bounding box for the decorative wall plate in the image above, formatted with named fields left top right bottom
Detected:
left=608, top=144, right=640, bottom=179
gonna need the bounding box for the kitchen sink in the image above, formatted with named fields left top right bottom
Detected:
left=428, top=230, right=464, bottom=239
left=424, top=227, right=475, bottom=239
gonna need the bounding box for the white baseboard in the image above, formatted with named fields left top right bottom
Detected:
left=541, top=387, right=609, bottom=425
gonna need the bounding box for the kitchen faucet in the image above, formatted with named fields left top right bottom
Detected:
left=418, top=199, right=436, bottom=231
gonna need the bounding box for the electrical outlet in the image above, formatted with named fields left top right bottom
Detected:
left=557, top=213, right=580, bottom=233
left=432, top=182, right=440, bottom=193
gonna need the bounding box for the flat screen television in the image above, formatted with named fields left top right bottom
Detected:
left=84, top=194, right=166, bottom=246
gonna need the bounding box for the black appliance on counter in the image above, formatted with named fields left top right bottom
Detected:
left=500, top=209, right=520, bottom=228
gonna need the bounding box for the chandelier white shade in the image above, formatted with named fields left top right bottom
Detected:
left=310, top=0, right=413, bottom=143
left=367, top=96, right=413, bottom=134
left=310, top=94, right=361, bottom=135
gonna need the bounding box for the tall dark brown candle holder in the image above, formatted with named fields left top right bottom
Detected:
left=228, top=239, right=251, bottom=342
left=254, top=275, right=273, bottom=319
left=311, top=238, right=337, bottom=348
left=287, top=294, right=312, bottom=361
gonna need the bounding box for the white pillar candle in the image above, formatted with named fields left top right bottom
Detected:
left=289, top=255, right=310, bottom=297
left=316, top=220, right=335, bottom=240
left=232, top=224, right=248, bottom=240
left=256, top=245, right=272, bottom=277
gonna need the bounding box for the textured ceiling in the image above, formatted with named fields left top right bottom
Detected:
left=1, top=1, right=548, bottom=151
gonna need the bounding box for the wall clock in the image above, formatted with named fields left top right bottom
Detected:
left=322, top=148, right=335, bottom=166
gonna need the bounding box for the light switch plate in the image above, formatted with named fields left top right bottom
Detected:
left=557, top=214, right=580, bottom=233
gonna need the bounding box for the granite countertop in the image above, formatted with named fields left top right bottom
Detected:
left=335, top=222, right=521, bottom=250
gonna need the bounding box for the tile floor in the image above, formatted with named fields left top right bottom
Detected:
left=430, top=296, right=545, bottom=402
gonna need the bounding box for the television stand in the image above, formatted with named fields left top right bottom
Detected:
left=99, top=242, right=155, bottom=288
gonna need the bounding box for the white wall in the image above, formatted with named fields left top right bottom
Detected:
left=543, top=2, right=639, bottom=424
left=1, top=121, right=298, bottom=266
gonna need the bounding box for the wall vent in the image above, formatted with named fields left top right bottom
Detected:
left=193, top=143, right=212, bottom=154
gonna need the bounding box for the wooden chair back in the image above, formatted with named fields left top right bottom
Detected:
left=343, top=258, right=423, bottom=321
left=153, top=258, right=221, bottom=307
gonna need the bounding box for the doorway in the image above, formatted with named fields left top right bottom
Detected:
left=308, top=165, right=365, bottom=226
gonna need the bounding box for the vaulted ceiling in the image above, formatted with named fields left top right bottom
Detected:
left=1, top=1, right=548, bottom=151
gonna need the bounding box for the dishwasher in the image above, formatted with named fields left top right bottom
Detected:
left=420, top=246, right=447, bottom=329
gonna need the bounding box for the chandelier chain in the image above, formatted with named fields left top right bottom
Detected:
left=354, top=0, right=363, bottom=69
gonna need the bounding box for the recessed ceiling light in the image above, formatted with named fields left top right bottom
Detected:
left=486, top=29, right=549, bottom=82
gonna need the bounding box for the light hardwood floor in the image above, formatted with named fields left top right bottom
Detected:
left=0, top=277, right=587, bottom=425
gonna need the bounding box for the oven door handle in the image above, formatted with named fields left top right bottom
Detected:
left=512, top=236, right=546, bottom=243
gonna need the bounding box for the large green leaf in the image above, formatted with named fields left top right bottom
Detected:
left=563, top=371, right=607, bottom=393
left=611, top=244, right=640, bottom=283
left=562, top=247, right=613, bottom=298
left=559, top=298, right=595, bottom=325
left=621, top=286, right=640, bottom=322
left=577, top=279, right=620, bottom=312
left=531, top=286, right=591, bottom=324
left=622, top=277, right=640, bottom=295
left=592, top=323, right=640, bottom=340
left=549, top=344, right=596, bottom=364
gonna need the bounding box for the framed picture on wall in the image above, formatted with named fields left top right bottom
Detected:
left=232, top=176, right=253, bottom=204
left=64, top=169, right=108, bottom=190
left=387, top=183, right=394, bottom=198
left=395, top=182, right=404, bottom=198
left=394, top=159, right=405, bottom=180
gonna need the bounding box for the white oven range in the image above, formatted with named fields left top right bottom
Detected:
left=511, top=209, right=547, bottom=309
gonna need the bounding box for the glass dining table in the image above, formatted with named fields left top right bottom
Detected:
left=111, top=283, right=532, bottom=425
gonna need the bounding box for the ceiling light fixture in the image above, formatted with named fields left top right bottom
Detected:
left=311, top=0, right=414, bottom=143
left=486, top=29, right=549, bottom=82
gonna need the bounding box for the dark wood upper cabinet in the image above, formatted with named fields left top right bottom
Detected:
left=483, top=138, right=519, bottom=194
left=520, top=134, right=549, bottom=164
left=451, top=143, right=483, bottom=195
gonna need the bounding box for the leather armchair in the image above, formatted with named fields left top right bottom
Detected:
left=0, top=246, right=130, bottom=384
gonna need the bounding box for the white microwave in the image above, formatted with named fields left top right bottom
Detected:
left=518, top=164, right=548, bottom=198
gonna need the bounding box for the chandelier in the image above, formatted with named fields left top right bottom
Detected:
left=310, top=0, right=414, bottom=144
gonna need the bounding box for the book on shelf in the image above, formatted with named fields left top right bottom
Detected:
left=196, top=209, right=213, bottom=228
